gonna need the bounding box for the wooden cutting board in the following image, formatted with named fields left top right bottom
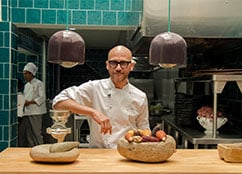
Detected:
left=1, top=148, right=242, bottom=173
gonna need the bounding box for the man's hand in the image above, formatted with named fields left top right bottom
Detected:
left=91, top=110, right=112, bottom=135
left=54, top=99, right=112, bottom=135
left=24, top=100, right=35, bottom=106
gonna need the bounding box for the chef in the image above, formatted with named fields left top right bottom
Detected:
left=52, top=45, right=150, bottom=148
left=18, top=62, right=47, bottom=147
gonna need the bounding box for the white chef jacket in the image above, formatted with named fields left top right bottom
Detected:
left=52, top=78, right=150, bottom=148
left=23, top=78, right=47, bottom=116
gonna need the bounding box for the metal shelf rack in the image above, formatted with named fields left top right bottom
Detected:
left=175, top=74, right=242, bottom=138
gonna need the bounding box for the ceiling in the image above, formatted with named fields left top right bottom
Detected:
left=17, top=25, right=242, bottom=59
left=17, top=24, right=131, bottom=49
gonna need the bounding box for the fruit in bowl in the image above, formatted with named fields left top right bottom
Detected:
left=196, top=106, right=228, bottom=134
left=117, top=125, right=176, bottom=163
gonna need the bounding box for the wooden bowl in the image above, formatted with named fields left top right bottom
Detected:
left=117, top=135, right=176, bottom=163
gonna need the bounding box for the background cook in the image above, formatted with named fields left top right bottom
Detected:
left=19, top=62, right=47, bottom=147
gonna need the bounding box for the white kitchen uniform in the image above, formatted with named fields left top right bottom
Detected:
left=53, top=78, right=150, bottom=148
left=23, top=78, right=47, bottom=116
left=19, top=77, right=47, bottom=147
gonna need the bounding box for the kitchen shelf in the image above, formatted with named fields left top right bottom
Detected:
left=175, top=74, right=242, bottom=138
left=162, top=116, right=242, bottom=149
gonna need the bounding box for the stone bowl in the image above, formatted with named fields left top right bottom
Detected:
left=117, top=135, right=176, bottom=163
left=218, top=143, right=242, bottom=163
left=29, top=143, right=80, bottom=163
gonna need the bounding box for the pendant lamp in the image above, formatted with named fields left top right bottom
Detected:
left=149, top=0, right=187, bottom=68
left=47, top=0, right=85, bottom=68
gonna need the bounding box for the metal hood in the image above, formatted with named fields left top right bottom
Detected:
left=130, top=0, right=242, bottom=56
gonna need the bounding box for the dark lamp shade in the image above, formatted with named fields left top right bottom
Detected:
left=149, top=32, right=187, bottom=68
left=47, top=30, right=85, bottom=68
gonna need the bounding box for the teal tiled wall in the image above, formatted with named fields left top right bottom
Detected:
left=0, top=21, right=19, bottom=151
left=0, top=0, right=143, bottom=151
left=10, top=0, right=143, bottom=26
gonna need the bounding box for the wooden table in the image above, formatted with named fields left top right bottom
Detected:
left=0, top=148, right=242, bottom=174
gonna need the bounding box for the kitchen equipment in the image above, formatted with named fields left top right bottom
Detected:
left=46, top=110, right=71, bottom=143
left=130, top=0, right=242, bottom=56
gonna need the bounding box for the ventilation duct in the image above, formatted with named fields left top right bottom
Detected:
left=130, top=0, right=242, bottom=56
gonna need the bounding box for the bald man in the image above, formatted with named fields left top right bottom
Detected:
left=52, top=45, right=150, bottom=148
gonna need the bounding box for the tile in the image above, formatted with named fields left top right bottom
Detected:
left=10, top=0, right=18, bottom=7
left=4, top=33, right=9, bottom=47
left=80, top=0, right=94, bottom=9
left=0, top=22, right=9, bottom=31
left=125, top=0, right=131, bottom=11
left=87, top=11, right=101, bottom=25
left=67, top=0, right=79, bottom=9
left=42, top=10, right=57, bottom=24
left=0, top=48, right=10, bottom=62
left=19, top=0, right=33, bottom=8
left=117, top=11, right=127, bottom=25
left=11, top=8, right=25, bottom=23
left=11, top=33, right=18, bottom=48
left=111, top=0, right=124, bottom=11
left=50, top=0, right=65, bottom=9
left=0, top=65, right=3, bottom=78
left=103, top=11, right=116, bottom=25
left=17, top=53, right=27, bottom=62
left=1, top=6, right=8, bottom=21
left=57, top=10, right=68, bottom=24
left=0, top=80, right=9, bottom=94
left=0, top=111, right=9, bottom=125
left=0, top=142, right=8, bottom=152
left=4, top=95, right=9, bottom=110
left=4, top=125, right=9, bottom=140
left=11, top=50, right=17, bottom=64
left=27, top=9, right=41, bottom=23
left=0, top=33, right=3, bottom=47
left=72, top=11, right=86, bottom=25
left=34, top=0, right=48, bottom=8
left=131, top=0, right=143, bottom=11
left=96, top=0, right=109, bottom=10
left=127, top=12, right=140, bottom=25
left=4, top=64, right=9, bottom=78
left=2, top=0, right=8, bottom=5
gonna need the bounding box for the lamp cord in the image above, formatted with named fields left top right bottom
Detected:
left=66, top=0, right=69, bottom=31
left=168, top=0, right=171, bottom=32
